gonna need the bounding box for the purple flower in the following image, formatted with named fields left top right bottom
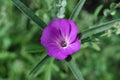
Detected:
left=41, top=19, right=81, bottom=60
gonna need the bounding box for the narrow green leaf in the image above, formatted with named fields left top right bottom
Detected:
left=69, top=0, right=86, bottom=21
left=29, top=55, right=50, bottom=75
left=25, top=44, right=45, bottom=53
left=44, top=59, right=54, bottom=80
left=66, top=60, right=84, bottom=80
left=81, top=19, right=120, bottom=40
left=11, top=0, right=47, bottom=30
left=93, top=5, right=103, bottom=21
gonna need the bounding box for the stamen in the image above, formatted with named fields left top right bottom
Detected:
left=60, top=41, right=67, bottom=47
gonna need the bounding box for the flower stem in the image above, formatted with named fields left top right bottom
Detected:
left=29, top=55, right=50, bottom=75
left=11, top=0, right=47, bottom=30
left=69, top=0, right=86, bottom=21
left=66, top=60, right=84, bottom=80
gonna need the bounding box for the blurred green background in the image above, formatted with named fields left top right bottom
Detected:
left=0, top=0, right=120, bottom=80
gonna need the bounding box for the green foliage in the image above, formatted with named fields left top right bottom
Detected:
left=30, top=55, right=50, bottom=75
left=69, top=0, right=86, bottom=21
left=0, top=0, right=120, bottom=80
left=12, top=0, right=47, bottom=30
left=67, top=60, right=84, bottom=80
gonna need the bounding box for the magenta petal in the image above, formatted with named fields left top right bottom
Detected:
left=46, top=44, right=67, bottom=60
left=68, top=20, right=79, bottom=43
left=49, top=19, right=70, bottom=36
left=46, top=40, right=80, bottom=60
left=41, top=26, right=60, bottom=47
left=62, top=40, right=81, bottom=55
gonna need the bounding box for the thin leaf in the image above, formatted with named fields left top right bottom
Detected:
left=11, top=0, right=47, bottom=30
left=69, top=0, right=86, bottom=21
left=25, top=44, right=45, bottom=53
left=29, top=55, right=50, bottom=75
left=81, top=19, right=120, bottom=40
left=44, top=59, right=54, bottom=80
left=66, top=60, right=84, bottom=80
left=93, top=5, right=103, bottom=21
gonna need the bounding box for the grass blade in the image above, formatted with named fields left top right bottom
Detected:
left=69, top=0, right=86, bottom=21
left=29, top=55, right=49, bottom=75
left=44, top=59, right=54, bottom=80
left=66, top=60, right=84, bottom=80
left=11, top=0, right=47, bottom=30
left=81, top=19, right=120, bottom=40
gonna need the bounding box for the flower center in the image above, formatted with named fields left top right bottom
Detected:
left=60, top=41, right=67, bottom=47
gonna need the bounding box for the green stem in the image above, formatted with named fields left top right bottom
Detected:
left=66, top=60, right=84, bottom=80
left=69, top=0, right=86, bottom=21
left=29, top=55, right=50, bottom=75
left=81, top=19, right=120, bottom=40
left=11, top=0, right=47, bottom=30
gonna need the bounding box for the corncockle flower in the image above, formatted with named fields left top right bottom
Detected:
left=41, top=19, right=81, bottom=60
